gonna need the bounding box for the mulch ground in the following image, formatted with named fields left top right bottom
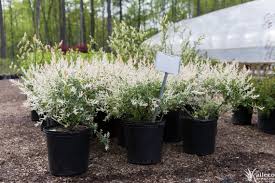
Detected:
left=0, top=79, right=274, bottom=183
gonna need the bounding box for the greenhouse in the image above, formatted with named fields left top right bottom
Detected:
left=147, top=0, right=275, bottom=62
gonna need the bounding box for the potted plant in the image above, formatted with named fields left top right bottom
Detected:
left=229, top=79, right=257, bottom=125
left=41, top=76, right=97, bottom=176
left=255, top=77, right=275, bottom=134
left=120, top=81, right=165, bottom=164
left=16, top=59, right=110, bottom=176
left=232, top=105, right=253, bottom=125
left=182, top=92, right=224, bottom=156
left=162, top=78, right=195, bottom=143
left=109, top=63, right=165, bottom=164
left=178, top=62, right=253, bottom=155
left=162, top=110, right=184, bottom=142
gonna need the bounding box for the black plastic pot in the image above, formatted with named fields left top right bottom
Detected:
left=0, top=74, right=20, bottom=80
left=124, top=121, right=165, bottom=165
left=31, top=110, right=40, bottom=121
left=117, top=120, right=126, bottom=147
left=41, top=118, right=60, bottom=131
left=163, top=110, right=183, bottom=142
left=232, top=106, right=253, bottom=125
left=183, top=118, right=217, bottom=156
left=94, top=112, right=120, bottom=138
left=44, top=127, right=91, bottom=176
left=108, top=118, right=120, bottom=138
left=94, top=111, right=110, bottom=135
left=258, top=110, right=275, bottom=134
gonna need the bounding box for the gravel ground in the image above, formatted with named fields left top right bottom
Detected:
left=0, top=79, right=274, bottom=183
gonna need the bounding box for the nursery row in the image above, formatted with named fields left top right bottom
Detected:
left=15, top=56, right=274, bottom=176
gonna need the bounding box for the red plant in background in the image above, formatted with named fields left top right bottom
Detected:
left=59, top=41, right=88, bottom=54
left=73, top=43, right=88, bottom=53
left=59, top=42, right=69, bottom=54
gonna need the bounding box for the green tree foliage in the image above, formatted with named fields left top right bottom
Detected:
left=2, top=0, right=253, bottom=60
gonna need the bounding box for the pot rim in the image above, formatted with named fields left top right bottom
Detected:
left=123, top=120, right=165, bottom=127
left=190, top=118, right=218, bottom=124
left=43, top=125, right=91, bottom=136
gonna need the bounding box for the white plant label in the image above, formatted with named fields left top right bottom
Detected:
left=155, top=52, right=180, bottom=75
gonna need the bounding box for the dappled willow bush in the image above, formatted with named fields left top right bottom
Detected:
left=253, top=77, right=275, bottom=115
left=14, top=33, right=115, bottom=72
left=108, top=21, right=156, bottom=65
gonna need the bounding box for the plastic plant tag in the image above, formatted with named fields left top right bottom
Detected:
left=155, top=52, right=180, bottom=75
left=152, top=52, right=181, bottom=122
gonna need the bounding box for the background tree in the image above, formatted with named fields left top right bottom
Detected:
left=90, top=0, right=95, bottom=48
left=0, top=0, right=6, bottom=58
left=0, top=0, right=254, bottom=60
left=35, top=0, right=41, bottom=38
left=8, top=0, right=15, bottom=59
left=41, top=0, right=53, bottom=44
left=80, top=0, right=86, bottom=44
left=119, top=0, right=122, bottom=21
left=106, top=0, right=112, bottom=51
left=59, top=0, right=66, bottom=44
left=197, top=0, right=201, bottom=16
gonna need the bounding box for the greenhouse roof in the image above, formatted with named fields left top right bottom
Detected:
left=147, top=0, right=275, bottom=62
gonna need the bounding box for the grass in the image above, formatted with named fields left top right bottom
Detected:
left=0, top=59, right=18, bottom=75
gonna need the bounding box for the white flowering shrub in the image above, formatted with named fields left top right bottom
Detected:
left=15, top=57, right=118, bottom=150
left=15, top=47, right=258, bottom=141
left=105, top=61, right=165, bottom=122
left=209, top=63, right=258, bottom=110
left=254, top=77, right=275, bottom=115
left=164, top=62, right=257, bottom=120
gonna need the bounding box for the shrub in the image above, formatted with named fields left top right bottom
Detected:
left=106, top=62, right=163, bottom=122
left=108, top=21, right=156, bottom=65
left=164, top=62, right=257, bottom=120
left=254, top=77, right=275, bottom=115
left=14, top=33, right=53, bottom=72
left=217, top=64, right=258, bottom=110
left=15, top=57, right=115, bottom=150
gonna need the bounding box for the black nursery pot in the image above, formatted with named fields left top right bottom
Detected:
left=44, top=127, right=91, bottom=176
left=232, top=106, right=253, bottom=125
left=258, top=110, right=275, bottom=135
left=108, top=118, right=121, bottom=138
left=41, top=118, right=60, bottom=131
left=31, top=110, right=40, bottom=121
left=163, top=110, right=183, bottom=142
left=94, top=112, right=120, bottom=138
left=183, top=118, right=217, bottom=156
left=117, top=120, right=126, bottom=147
left=124, top=121, right=165, bottom=165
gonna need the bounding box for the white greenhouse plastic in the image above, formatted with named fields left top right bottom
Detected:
left=146, top=0, right=275, bottom=62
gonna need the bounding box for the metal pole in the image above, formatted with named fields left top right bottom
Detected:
left=152, top=72, right=168, bottom=122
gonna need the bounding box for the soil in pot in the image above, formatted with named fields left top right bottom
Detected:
left=124, top=121, right=165, bottom=165
left=183, top=118, right=217, bottom=156
left=163, top=110, right=183, bottom=142
left=232, top=106, right=253, bottom=125
left=44, top=126, right=91, bottom=176
left=258, top=110, right=275, bottom=135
